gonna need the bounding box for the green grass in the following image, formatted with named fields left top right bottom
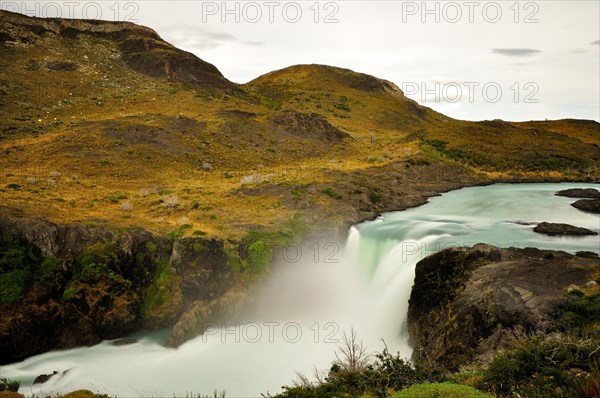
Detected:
left=395, top=383, right=492, bottom=397
left=141, top=259, right=174, bottom=316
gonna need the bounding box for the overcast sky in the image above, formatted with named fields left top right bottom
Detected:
left=4, top=1, right=599, bottom=121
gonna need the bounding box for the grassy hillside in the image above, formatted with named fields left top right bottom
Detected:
left=0, top=9, right=598, bottom=242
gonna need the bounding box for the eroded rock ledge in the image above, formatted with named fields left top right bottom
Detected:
left=0, top=216, right=234, bottom=364
left=407, top=244, right=598, bottom=370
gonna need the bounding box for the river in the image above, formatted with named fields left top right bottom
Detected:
left=3, top=183, right=599, bottom=397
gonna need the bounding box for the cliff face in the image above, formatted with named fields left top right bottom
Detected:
left=0, top=216, right=234, bottom=364
left=0, top=10, right=238, bottom=91
left=407, top=244, right=598, bottom=370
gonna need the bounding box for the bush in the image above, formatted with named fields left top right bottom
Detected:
left=0, top=377, right=20, bottom=392
left=38, top=256, right=64, bottom=289
left=479, top=333, right=597, bottom=397
left=247, top=240, right=270, bottom=273
left=369, top=191, right=383, bottom=204
left=75, top=243, right=123, bottom=283
left=551, top=291, right=600, bottom=331
left=0, top=268, right=33, bottom=303
left=62, top=287, right=77, bottom=301
left=322, top=187, right=342, bottom=200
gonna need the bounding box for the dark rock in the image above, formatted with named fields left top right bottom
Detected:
left=165, top=287, right=251, bottom=348
left=556, top=188, right=600, bottom=198
left=33, top=371, right=58, bottom=384
left=533, top=222, right=598, bottom=236
left=271, top=109, right=352, bottom=142
left=46, top=61, right=77, bottom=71
left=572, top=199, right=600, bottom=213
left=0, top=216, right=182, bottom=364
left=112, top=338, right=139, bottom=346
left=407, top=244, right=597, bottom=370
left=170, top=237, right=233, bottom=303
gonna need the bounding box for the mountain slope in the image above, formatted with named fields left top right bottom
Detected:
left=0, top=9, right=598, bottom=240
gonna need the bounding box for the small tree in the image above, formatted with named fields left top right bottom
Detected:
left=333, top=328, right=370, bottom=373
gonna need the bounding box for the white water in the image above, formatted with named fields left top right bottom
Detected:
left=2, top=183, right=599, bottom=397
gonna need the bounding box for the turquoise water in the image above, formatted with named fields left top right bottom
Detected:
left=2, top=183, right=599, bottom=397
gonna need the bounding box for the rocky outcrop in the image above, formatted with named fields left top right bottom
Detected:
left=0, top=216, right=234, bottom=364
left=407, top=244, right=598, bottom=370
left=533, top=222, right=597, bottom=236
left=572, top=199, right=600, bottom=213
left=556, top=188, right=600, bottom=198
left=271, top=109, right=352, bottom=142
left=0, top=10, right=238, bottom=92
left=170, top=238, right=233, bottom=303
left=165, top=287, right=251, bottom=347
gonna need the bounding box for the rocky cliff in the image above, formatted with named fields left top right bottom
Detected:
left=0, top=216, right=234, bottom=364
left=407, top=244, right=599, bottom=370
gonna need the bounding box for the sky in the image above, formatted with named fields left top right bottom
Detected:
left=2, top=0, right=599, bottom=122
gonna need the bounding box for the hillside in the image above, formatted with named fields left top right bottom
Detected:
left=1, top=9, right=599, bottom=242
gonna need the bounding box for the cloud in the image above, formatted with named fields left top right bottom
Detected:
left=492, top=48, right=541, bottom=57
left=244, top=41, right=265, bottom=47
left=161, top=25, right=238, bottom=50
left=591, top=40, right=600, bottom=45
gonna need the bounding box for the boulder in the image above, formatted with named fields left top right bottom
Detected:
left=572, top=199, right=600, bottom=213
left=407, top=244, right=597, bottom=370
left=556, top=188, right=600, bottom=198
left=533, top=222, right=597, bottom=236
left=33, top=371, right=58, bottom=384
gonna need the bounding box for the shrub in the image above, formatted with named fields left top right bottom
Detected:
left=395, top=382, right=492, bottom=397
left=167, top=228, right=185, bottom=241
left=369, top=191, right=383, bottom=204
left=0, top=268, right=33, bottom=303
left=75, top=243, right=123, bottom=283
left=576, top=251, right=599, bottom=258
left=121, top=201, right=132, bottom=212
left=163, top=195, right=181, bottom=209
left=247, top=240, right=270, bottom=273
left=145, top=241, right=157, bottom=253
left=7, top=183, right=21, bottom=189
left=62, top=287, right=77, bottom=301
left=0, top=377, right=21, bottom=392
left=479, top=333, right=597, bottom=397
left=38, top=256, right=64, bottom=289
left=322, top=187, right=342, bottom=200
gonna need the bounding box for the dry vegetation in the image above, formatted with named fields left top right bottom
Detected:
left=0, top=10, right=598, bottom=242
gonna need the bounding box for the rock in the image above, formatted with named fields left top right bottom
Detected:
left=567, top=284, right=581, bottom=292
left=170, top=238, right=233, bottom=303
left=33, top=371, right=59, bottom=384
left=271, top=109, right=352, bottom=142
left=0, top=216, right=176, bottom=364
left=584, top=281, right=598, bottom=289
left=46, top=61, right=78, bottom=71
left=165, top=287, right=251, bottom=347
left=112, top=338, right=139, bottom=346
left=572, top=199, right=600, bottom=213
left=556, top=188, right=600, bottom=198
left=407, top=244, right=597, bottom=370
left=533, top=222, right=598, bottom=236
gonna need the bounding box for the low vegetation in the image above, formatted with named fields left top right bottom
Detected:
left=272, top=287, right=600, bottom=397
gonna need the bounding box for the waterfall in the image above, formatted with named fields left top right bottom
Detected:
left=3, top=183, right=599, bottom=397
